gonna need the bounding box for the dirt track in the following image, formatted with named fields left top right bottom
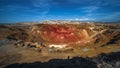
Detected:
left=0, top=22, right=120, bottom=68
left=0, top=39, right=120, bottom=68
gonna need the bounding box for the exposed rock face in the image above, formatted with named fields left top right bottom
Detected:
left=30, top=24, right=91, bottom=45
left=2, top=21, right=119, bottom=48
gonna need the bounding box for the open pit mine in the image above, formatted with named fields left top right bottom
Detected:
left=0, top=20, right=120, bottom=68
left=30, top=24, right=91, bottom=48
left=1, top=20, right=120, bottom=50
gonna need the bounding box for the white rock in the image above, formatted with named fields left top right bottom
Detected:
left=49, top=44, right=67, bottom=48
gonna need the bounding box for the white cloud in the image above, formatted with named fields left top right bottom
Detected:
left=82, top=6, right=99, bottom=13
left=31, top=0, right=53, bottom=16
left=77, top=5, right=100, bottom=17
left=67, top=18, right=95, bottom=21
left=76, top=18, right=95, bottom=21
left=32, top=0, right=52, bottom=9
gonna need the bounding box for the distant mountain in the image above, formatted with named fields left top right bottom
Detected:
left=0, top=23, right=11, bottom=25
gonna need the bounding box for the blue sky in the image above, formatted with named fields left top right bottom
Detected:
left=0, top=0, right=120, bottom=23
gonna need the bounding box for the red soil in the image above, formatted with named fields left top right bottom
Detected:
left=39, top=25, right=83, bottom=44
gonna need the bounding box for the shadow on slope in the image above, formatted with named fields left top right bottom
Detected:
left=4, top=52, right=120, bottom=68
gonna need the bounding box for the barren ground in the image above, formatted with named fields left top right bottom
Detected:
left=0, top=22, right=120, bottom=68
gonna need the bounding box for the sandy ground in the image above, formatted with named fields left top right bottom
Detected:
left=0, top=39, right=120, bottom=68
left=0, top=23, right=120, bottom=68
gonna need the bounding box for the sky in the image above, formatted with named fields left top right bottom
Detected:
left=0, top=0, right=120, bottom=23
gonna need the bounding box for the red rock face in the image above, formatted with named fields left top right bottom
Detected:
left=40, top=25, right=83, bottom=44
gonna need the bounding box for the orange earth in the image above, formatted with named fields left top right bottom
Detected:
left=34, top=24, right=90, bottom=44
